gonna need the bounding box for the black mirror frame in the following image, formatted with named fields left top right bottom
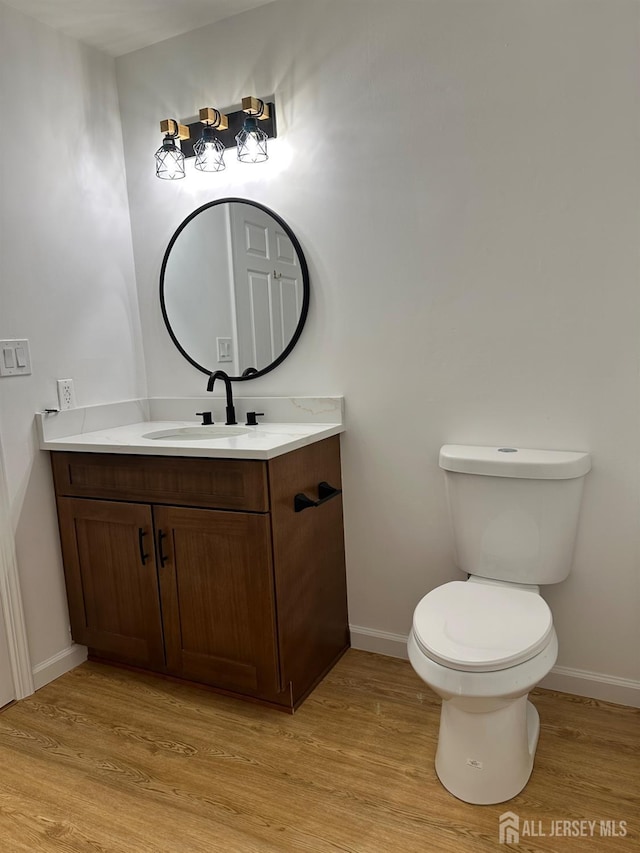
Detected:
left=159, top=197, right=310, bottom=381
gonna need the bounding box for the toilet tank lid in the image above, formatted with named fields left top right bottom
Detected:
left=439, top=445, right=591, bottom=479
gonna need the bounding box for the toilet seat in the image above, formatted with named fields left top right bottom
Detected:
left=412, top=581, right=553, bottom=672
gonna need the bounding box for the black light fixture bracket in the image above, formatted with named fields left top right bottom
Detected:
left=180, top=97, right=276, bottom=158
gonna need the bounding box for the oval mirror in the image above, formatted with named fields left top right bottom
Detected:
left=160, top=198, right=310, bottom=380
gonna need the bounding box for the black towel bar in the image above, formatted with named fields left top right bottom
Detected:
left=294, top=481, right=342, bottom=512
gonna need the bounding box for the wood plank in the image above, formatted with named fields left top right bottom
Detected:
left=1, top=651, right=636, bottom=852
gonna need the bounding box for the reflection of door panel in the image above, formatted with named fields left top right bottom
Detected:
left=230, top=206, right=302, bottom=373
left=246, top=270, right=274, bottom=370
left=276, top=276, right=301, bottom=352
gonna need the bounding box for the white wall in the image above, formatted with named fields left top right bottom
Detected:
left=116, top=0, right=640, bottom=700
left=0, top=1, right=145, bottom=678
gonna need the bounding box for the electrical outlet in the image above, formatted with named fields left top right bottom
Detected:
left=57, top=379, right=76, bottom=410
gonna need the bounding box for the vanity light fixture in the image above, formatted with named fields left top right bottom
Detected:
left=154, top=97, right=276, bottom=180
left=235, top=97, right=270, bottom=163
left=155, top=119, right=189, bottom=180
left=194, top=107, right=227, bottom=172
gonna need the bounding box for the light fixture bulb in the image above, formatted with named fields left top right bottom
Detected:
left=235, top=116, right=268, bottom=163
left=155, top=137, right=185, bottom=180
left=194, top=125, right=225, bottom=172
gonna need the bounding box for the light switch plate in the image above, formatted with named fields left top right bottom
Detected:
left=0, top=339, right=32, bottom=376
left=216, top=336, right=233, bottom=363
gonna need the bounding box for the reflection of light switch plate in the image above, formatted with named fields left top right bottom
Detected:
left=0, top=339, right=32, bottom=376
left=216, top=337, right=233, bottom=363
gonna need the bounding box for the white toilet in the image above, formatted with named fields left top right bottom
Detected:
left=408, top=444, right=591, bottom=805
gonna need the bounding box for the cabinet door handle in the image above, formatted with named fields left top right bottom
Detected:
left=294, top=481, right=342, bottom=513
left=157, top=530, right=168, bottom=567
left=138, top=528, right=149, bottom=565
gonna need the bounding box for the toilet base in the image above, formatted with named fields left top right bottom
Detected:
left=435, top=695, right=540, bottom=805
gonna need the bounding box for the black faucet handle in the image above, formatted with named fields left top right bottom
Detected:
left=196, top=411, right=214, bottom=425
left=245, top=411, right=264, bottom=426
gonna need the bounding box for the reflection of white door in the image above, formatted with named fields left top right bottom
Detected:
left=230, top=205, right=302, bottom=373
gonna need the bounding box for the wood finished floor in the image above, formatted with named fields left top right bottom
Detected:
left=0, top=650, right=637, bottom=852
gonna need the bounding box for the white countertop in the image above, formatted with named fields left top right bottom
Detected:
left=36, top=397, right=344, bottom=460
left=39, top=420, right=343, bottom=460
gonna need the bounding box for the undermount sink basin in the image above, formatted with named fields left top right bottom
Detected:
left=143, top=426, right=252, bottom=441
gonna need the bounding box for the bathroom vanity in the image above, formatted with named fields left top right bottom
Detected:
left=40, top=400, right=349, bottom=711
left=37, top=200, right=349, bottom=711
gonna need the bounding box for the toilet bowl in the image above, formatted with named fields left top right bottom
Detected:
left=408, top=579, right=558, bottom=804
left=409, top=445, right=590, bottom=805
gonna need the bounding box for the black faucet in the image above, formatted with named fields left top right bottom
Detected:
left=206, top=370, right=237, bottom=425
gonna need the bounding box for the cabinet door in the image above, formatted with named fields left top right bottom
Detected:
left=56, top=498, right=165, bottom=670
left=155, top=506, right=280, bottom=697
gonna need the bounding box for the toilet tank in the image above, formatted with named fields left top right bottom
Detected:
left=440, top=445, right=591, bottom=585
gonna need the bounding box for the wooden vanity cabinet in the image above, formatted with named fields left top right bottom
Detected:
left=51, top=436, right=349, bottom=711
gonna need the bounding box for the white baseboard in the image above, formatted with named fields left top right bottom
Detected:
left=28, top=631, right=640, bottom=709
left=349, top=625, right=640, bottom=708
left=539, top=666, right=640, bottom=708
left=350, top=625, right=410, bottom=660
left=32, top=644, right=88, bottom=691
